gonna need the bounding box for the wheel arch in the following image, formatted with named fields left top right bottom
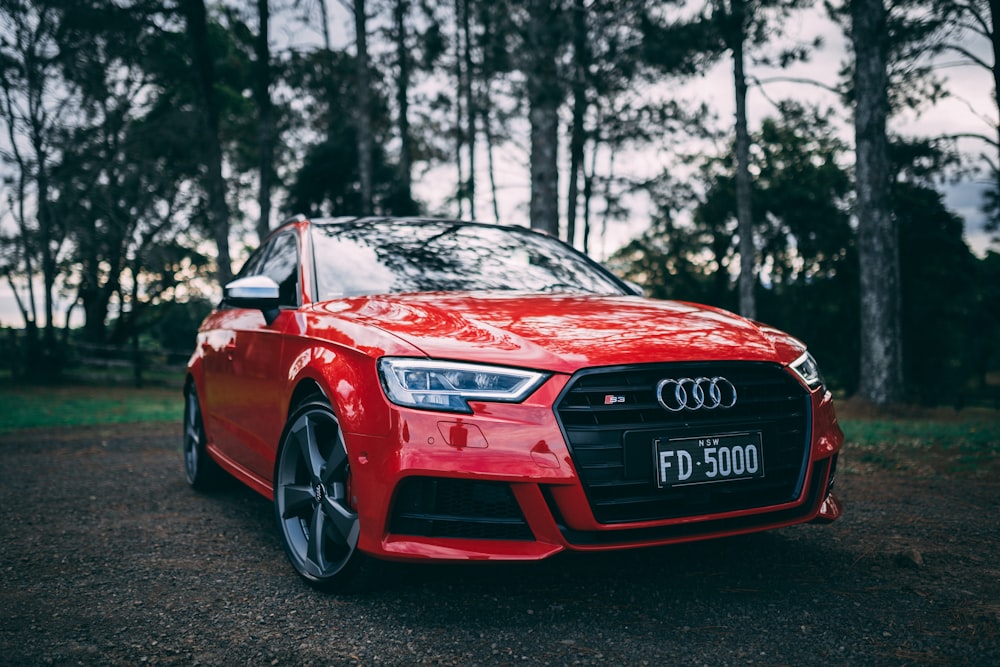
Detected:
left=283, top=343, right=392, bottom=437
left=183, top=372, right=196, bottom=396
left=287, top=377, right=329, bottom=416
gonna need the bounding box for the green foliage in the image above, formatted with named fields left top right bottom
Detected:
left=897, top=181, right=978, bottom=405
left=828, top=0, right=950, bottom=114
left=142, top=297, right=213, bottom=354
left=1, top=0, right=996, bottom=411
left=612, top=103, right=996, bottom=404
left=281, top=48, right=411, bottom=217
left=972, top=251, right=1000, bottom=389
left=611, top=102, right=860, bottom=390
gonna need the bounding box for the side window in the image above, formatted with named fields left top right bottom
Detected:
left=236, top=244, right=269, bottom=280
left=257, top=232, right=300, bottom=307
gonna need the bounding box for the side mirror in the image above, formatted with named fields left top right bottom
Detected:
left=224, top=275, right=281, bottom=324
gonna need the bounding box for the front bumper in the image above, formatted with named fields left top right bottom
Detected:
left=348, top=369, right=843, bottom=562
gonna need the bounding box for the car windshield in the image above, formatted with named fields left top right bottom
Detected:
left=310, top=219, right=628, bottom=300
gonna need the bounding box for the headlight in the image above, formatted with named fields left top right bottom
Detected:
left=790, top=351, right=825, bottom=390
left=378, top=358, right=549, bottom=413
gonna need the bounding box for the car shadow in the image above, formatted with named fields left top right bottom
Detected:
left=185, top=472, right=850, bottom=607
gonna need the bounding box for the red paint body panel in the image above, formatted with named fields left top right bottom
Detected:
left=317, top=293, right=793, bottom=373
left=186, top=218, right=842, bottom=566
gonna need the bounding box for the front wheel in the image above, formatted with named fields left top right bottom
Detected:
left=273, top=398, right=375, bottom=592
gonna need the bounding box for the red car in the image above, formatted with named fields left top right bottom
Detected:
left=184, top=216, right=842, bottom=591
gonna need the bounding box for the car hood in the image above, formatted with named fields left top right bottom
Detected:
left=315, top=292, right=804, bottom=374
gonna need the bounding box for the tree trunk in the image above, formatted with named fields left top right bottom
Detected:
left=852, top=0, right=904, bottom=405
left=566, top=0, right=588, bottom=247
left=731, top=0, right=756, bottom=320
left=453, top=0, right=466, bottom=218
left=526, top=0, right=562, bottom=236
left=582, top=138, right=597, bottom=255
left=182, top=0, right=233, bottom=285
left=255, top=0, right=275, bottom=243
left=23, top=53, right=58, bottom=352
left=989, top=0, right=1000, bottom=229
left=461, top=0, right=477, bottom=219
left=353, top=0, right=374, bottom=215
left=3, top=111, right=39, bottom=329
left=317, top=0, right=332, bottom=52
left=393, top=0, right=416, bottom=214
left=484, top=80, right=502, bottom=223
left=32, top=139, right=59, bottom=360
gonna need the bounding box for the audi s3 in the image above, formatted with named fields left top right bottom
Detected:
left=184, top=216, right=843, bottom=591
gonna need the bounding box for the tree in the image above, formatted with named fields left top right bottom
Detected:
left=851, top=0, right=903, bottom=405
left=473, top=0, right=519, bottom=223
left=839, top=0, right=950, bottom=404
left=897, top=179, right=978, bottom=405
left=51, top=0, right=216, bottom=345
left=928, top=0, right=1000, bottom=234
left=0, top=0, right=74, bottom=376
left=703, top=0, right=820, bottom=319
left=456, top=0, right=477, bottom=218
left=971, top=250, right=1000, bottom=402
left=716, top=0, right=758, bottom=319
left=352, top=0, right=374, bottom=215
left=562, top=1, right=719, bottom=251
left=524, top=0, right=564, bottom=236
left=610, top=102, right=858, bottom=389
left=383, top=0, right=443, bottom=216
left=391, top=0, right=416, bottom=214
left=283, top=46, right=402, bottom=216
left=254, top=0, right=275, bottom=243
left=565, top=0, right=589, bottom=247
left=181, top=0, right=233, bottom=285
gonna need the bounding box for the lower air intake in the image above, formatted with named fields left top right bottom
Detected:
left=390, top=477, right=534, bottom=541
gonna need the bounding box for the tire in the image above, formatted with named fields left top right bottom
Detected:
left=273, top=397, right=376, bottom=593
left=183, top=384, right=225, bottom=491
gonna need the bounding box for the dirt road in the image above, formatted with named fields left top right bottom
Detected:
left=1, top=422, right=998, bottom=665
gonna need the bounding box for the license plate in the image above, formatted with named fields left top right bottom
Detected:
left=653, top=432, right=764, bottom=488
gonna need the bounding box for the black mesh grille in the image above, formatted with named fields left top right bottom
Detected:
left=390, top=477, right=534, bottom=541
left=555, top=361, right=811, bottom=523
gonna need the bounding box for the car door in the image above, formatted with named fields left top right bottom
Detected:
left=203, top=230, right=302, bottom=483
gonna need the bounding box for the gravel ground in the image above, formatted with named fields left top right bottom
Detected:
left=1, top=421, right=998, bottom=666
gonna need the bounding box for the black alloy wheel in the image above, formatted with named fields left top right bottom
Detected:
left=183, top=384, right=224, bottom=491
left=273, top=397, right=373, bottom=592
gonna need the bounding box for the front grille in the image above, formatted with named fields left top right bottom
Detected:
left=389, top=477, right=534, bottom=541
left=555, top=362, right=811, bottom=523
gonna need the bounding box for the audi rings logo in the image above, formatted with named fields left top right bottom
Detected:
left=656, top=376, right=738, bottom=412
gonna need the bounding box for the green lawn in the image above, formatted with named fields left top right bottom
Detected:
left=0, top=384, right=183, bottom=434
left=1, top=382, right=998, bottom=476
left=839, top=408, right=1000, bottom=477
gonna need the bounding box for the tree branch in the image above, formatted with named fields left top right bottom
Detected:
left=751, top=75, right=842, bottom=96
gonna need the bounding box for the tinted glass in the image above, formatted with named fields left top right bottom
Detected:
left=311, top=220, right=627, bottom=300
left=257, top=232, right=300, bottom=306
left=236, top=244, right=267, bottom=279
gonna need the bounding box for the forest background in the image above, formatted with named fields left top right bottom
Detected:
left=1, top=0, right=999, bottom=408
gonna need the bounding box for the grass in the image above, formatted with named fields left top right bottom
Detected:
left=1, top=383, right=997, bottom=477
left=839, top=408, right=1000, bottom=477
left=0, top=384, right=183, bottom=434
